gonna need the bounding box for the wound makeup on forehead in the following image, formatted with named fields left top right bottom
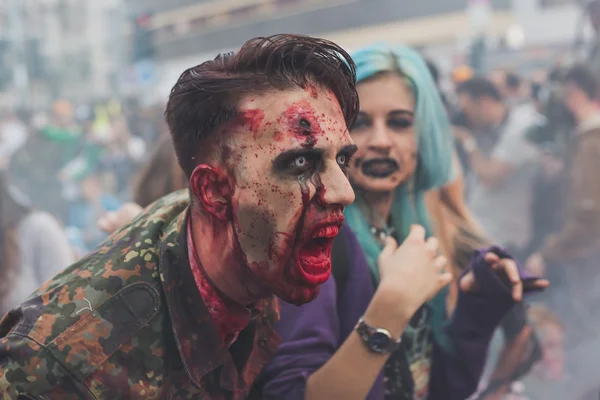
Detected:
left=280, top=99, right=324, bottom=137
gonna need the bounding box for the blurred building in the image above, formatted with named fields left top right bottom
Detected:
left=124, top=0, right=516, bottom=100
left=484, top=0, right=592, bottom=73
left=0, top=0, right=125, bottom=108
left=514, top=0, right=588, bottom=47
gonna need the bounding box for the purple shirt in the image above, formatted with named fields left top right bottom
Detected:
left=253, top=225, right=537, bottom=400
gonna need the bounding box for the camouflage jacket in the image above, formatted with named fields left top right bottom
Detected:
left=0, top=190, right=281, bottom=400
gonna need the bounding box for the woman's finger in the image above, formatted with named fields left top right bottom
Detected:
left=437, top=272, right=453, bottom=289
left=526, top=279, right=550, bottom=291
left=379, top=236, right=398, bottom=261
left=407, top=224, right=426, bottom=241
left=432, top=255, right=447, bottom=271
left=459, top=271, right=476, bottom=292
left=484, top=252, right=500, bottom=264
left=424, top=237, right=439, bottom=256
left=500, top=259, right=523, bottom=301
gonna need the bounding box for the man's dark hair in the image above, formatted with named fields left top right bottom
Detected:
left=564, top=63, right=600, bottom=100
left=505, top=72, right=521, bottom=90
left=165, top=34, right=359, bottom=178
left=456, top=77, right=503, bottom=102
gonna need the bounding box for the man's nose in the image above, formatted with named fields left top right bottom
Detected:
left=318, top=162, right=355, bottom=207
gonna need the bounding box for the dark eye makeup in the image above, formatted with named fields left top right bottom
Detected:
left=352, top=110, right=414, bottom=132
left=272, top=145, right=358, bottom=177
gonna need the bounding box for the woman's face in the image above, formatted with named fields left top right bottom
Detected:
left=349, top=73, right=418, bottom=193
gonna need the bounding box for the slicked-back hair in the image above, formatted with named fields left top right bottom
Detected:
left=165, top=34, right=359, bottom=178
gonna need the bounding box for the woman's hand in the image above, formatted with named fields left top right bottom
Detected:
left=366, top=225, right=452, bottom=336
left=460, top=252, right=549, bottom=302
left=97, top=202, right=143, bottom=234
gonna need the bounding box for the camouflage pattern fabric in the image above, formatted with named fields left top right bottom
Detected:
left=0, top=190, right=281, bottom=400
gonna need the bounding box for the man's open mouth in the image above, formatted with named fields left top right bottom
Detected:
left=296, top=218, right=344, bottom=284
left=361, top=158, right=399, bottom=178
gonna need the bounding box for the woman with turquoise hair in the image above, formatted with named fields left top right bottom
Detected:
left=251, top=44, right=547, bottom=400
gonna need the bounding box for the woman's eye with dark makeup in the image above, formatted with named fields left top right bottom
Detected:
left=352, top=116, right=370, bottom=131
left=388, top=117, right=413, bottom=130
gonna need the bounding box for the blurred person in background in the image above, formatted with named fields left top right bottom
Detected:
left=0, top=111, right=28, bottom=161
left=0, top=34, right=363, bottom=398
left=252, top=44, right=546, bottom=400
left=66, top=165, right=121, bottom=253
left=503, top=72, right=534, bottom=112
left=587, top=0, right=600, bottom=70
left=97, top=134, right=188, bottom=234
left=526, top=64, right=600, bottom=340
left=448, top=65, right=476, bottom=178
left=8, top=100, right=84, bottom=223
left=0, top=159, right=73, bottom=315
left=99, top=102, right=146, bottom=197
left=455, top=78, right=541, bottom=261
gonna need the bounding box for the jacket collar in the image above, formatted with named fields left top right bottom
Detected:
left=158, top=208, right=280, bottom=391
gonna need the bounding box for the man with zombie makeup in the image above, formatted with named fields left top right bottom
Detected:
left=0, top=34, right=361, bottom=399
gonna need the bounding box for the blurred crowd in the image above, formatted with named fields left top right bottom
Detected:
left=0, top=99, right=167, bottom=256
left=0, top=40, right=599, bottom=399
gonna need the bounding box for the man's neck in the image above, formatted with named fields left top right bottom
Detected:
left=189, top=207, right=268, bottom=307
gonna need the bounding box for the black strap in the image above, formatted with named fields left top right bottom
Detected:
left=331, top=234, right=350, bottom=301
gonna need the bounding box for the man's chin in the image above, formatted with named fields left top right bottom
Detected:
left=278, top=284, right=322, bottom=306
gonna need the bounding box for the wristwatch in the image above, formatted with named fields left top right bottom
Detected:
left=355, top=317, right=402, bottom=354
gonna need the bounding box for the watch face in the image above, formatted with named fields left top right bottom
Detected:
left=368, top=330, right=393, bottom=353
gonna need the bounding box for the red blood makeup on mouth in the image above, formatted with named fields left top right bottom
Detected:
left=286, top=174, right=339, bottom=289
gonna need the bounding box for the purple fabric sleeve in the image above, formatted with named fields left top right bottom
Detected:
left=257, top=275, right=340, bottom=400
left=428, top=246, right=544, bottom=400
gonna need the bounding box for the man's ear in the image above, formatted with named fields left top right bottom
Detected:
left=190, top=165, right=233, bottom=220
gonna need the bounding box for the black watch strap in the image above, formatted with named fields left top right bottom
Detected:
left=355, top=317, right=402, bottom=354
